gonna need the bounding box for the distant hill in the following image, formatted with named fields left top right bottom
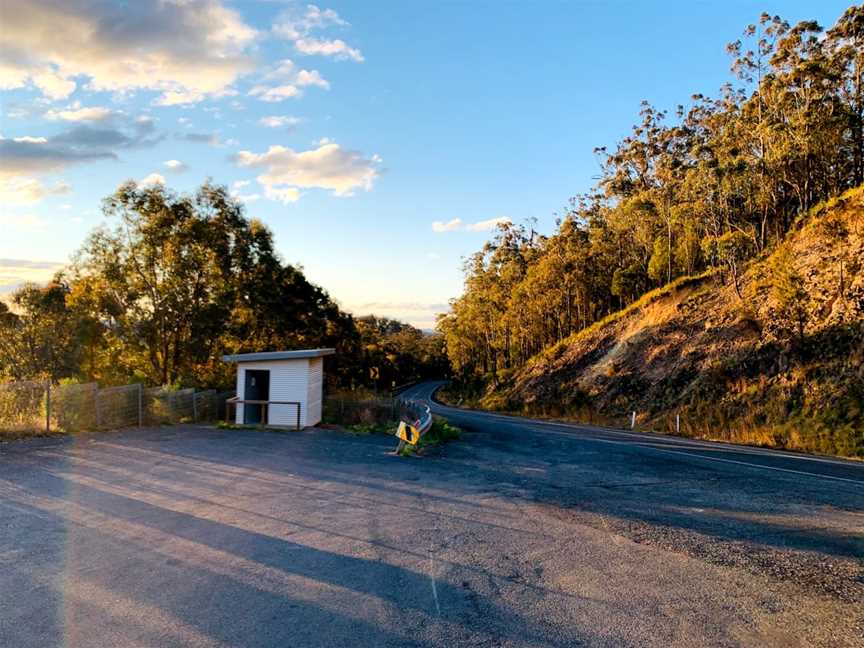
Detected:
left=479, top=186, right=864, bottom=458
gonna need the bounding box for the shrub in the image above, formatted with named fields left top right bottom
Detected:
left=399, top=417, right=461, bottom=456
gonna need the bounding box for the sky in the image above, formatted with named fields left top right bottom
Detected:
left=0, top=0, right=852, bottom=329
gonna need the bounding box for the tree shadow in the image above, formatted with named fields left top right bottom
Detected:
left=0, top=464, right=632, bottom=648
left=0, top=498, right=425, bottom=648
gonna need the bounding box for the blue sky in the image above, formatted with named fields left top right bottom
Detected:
left=0, top=0, right=851, bottom=328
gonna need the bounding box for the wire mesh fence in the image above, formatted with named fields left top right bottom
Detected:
left=52, top=382, right=98, bottom=432
left=322, top=395, right=427, bottom=427
left=0, top=380, right=235, bottom=437
left=322, top=396, right=401, bottom=426
left=144, top=387, right=194, bottom=425
left=98, top=384, right=142, bottom=429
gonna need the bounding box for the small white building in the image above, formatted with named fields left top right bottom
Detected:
left=222, top=349, right=335, bottom=428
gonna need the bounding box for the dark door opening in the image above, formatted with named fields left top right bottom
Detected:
left=244, top=369, right=270, bottom=424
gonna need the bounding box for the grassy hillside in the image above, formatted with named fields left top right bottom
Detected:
left=476, top=186, right=864, bottom=458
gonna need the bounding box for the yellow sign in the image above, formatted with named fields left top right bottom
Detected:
left=396, top=421, right=420, bottom=445
left=369, top=367, right=380, bottom=380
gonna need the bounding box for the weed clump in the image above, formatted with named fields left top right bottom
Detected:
left=399, top=417, right=461, bottom=457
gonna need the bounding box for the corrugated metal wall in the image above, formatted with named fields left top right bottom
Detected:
left=306, top=357, right=323, bottom=426
left=235, top=360, right=311, bottom=426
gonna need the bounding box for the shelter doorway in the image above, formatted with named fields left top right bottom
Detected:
left=244, top=369, right=270, bottom=424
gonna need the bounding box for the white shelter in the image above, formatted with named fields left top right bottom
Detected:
left=222, top=349, right=334, bottom=428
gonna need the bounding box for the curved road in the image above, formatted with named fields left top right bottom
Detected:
left=404, top=381, right=864, bottom=485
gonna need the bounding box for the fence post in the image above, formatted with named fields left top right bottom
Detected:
left=95, top=384, right=101, bottom=429
left=137, top=383, right=143, bottom=427
left=192, top=391, right=198, bottom=423
left=45, top=381, right=51, bottom=434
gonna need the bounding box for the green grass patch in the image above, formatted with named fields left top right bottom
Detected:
left=344, top=421, right=397, bottom=436
left=216, top=421, right=294, bottom=433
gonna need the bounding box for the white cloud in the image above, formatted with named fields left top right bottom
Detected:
left=249, top=84, right=301, bottom=102
left=259, top=115, right=302, bottom=129
left=32, top=70, right=77, bottom=100
left=467, top=216, right=512, bottom=231
left=273, top=4, right=363, bottom=63
left=274, top=5, right=348, bottom=40
left=45, top=105, right=114, bottom=122
left=163, top=159, right=188, bottom=173
left=294, top=38, right=364, bottom=62
left=0, top=177, right=70, bottom=205
left=0, top=258, right=65, bottom=294
left=234, top=142, right=381, bottom=201
left=432, top=218, right=463, bottom=233
left=0, top=0, right=257, bottom=104
left=264, top=59, right=296, bottom=80
left=138, top=173, right=165, bottom=186
left=295, top=69, right=330, bottom=89
left=154, top=90, right=205, bottom=107
left=229, top=179, right=261, bottom=203
left=347, top=301, right=448, bottom=330
left=432, top=216, right=513, bottom=233
left=249, top=64, right=328, bottom=102
left=263, top=186, right=301, bottom=204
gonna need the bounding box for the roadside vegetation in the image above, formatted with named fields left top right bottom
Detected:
left=216, top=422, right=293, bottom=433
left=398, top=417, right=461, bottom=457
left=438, top=6, right=864, bottom=458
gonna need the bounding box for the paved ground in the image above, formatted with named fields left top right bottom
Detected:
left=1, top=382, right=862, bottom=647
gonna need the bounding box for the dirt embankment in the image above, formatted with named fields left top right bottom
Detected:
left=490, top=187, right=864, bottom=457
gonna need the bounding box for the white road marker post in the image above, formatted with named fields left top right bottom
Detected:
left=676, top=414, right=680, bottom=435
left=630, top=411, right=636, bottom=429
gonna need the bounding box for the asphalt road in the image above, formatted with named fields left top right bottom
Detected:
left=1, top=382, right=862, bottom=647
